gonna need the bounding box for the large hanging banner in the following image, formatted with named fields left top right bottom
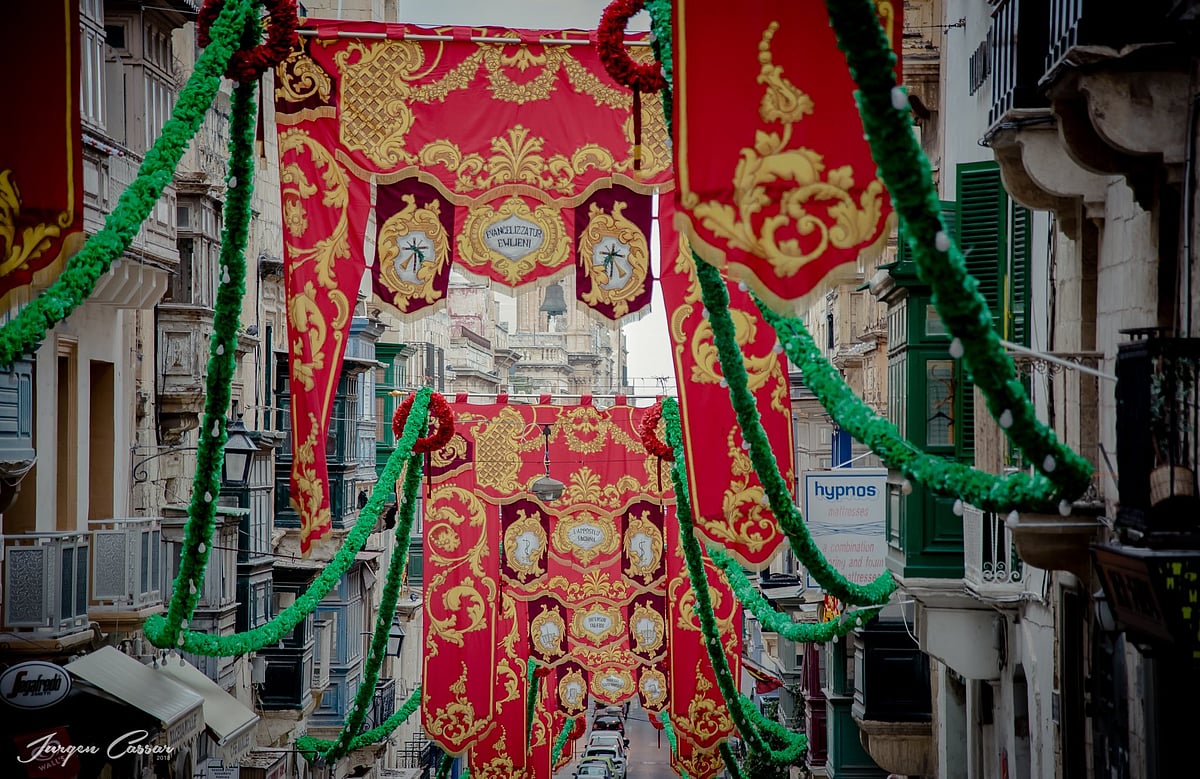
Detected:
left=671, top=0, right=901, bottom=313
left=468, top=592, right=533, bottom=778
left=0, top=0, right=83, bottom=311
left=658, top=201, right=794, bottom=570
left=274, top=23, right=670, bottom=550
left=666, top=509, right=741, bottom=754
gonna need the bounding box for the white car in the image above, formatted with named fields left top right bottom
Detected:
left=581, top=745, right=626, bottom=779
left=587, top=731, right=629, bottom=759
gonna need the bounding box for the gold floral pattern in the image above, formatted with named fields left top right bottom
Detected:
left=578, top=200, right=651, bottom=319
left=458, top=194, right=569, bottom=284
left=376, top=195, right=450, bottom=312
left=551, top=510, right=619, bottom=566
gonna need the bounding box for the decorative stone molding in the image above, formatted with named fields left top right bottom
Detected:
left=1006, top=505, right=1105, bottom=580
left=855, top=718, right=935, bottom=777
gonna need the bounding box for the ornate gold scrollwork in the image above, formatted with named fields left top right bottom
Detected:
left=558, top=667, right=588, bottom=714
left=531, top=604, right=567, bottom=658
left=503, top=507, right=548, bottom=579
left=577, top=200, right=651, bottom=319
left=683, top=21, right=886, bottom=277
left=0, top=170, right=74, bottom=279
left=630, top=602, right=666, bottom=655
left=274, top=46, right=332, bottom=106
left=639, top=667, right=668, bottom=709
left=623, top=510, right=664, bottom=583
left=571, top=603, right=624, bottom=644
left=458, top=194, right=569, bottom=283
left=552, top=510, right=619, bottom=566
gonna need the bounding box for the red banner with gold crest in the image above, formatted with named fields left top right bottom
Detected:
left=666, top=507, right=741, bottom=754
left=671, top=0, right=901, bottom=313
left=658, top=201, right=794, bottom=570
left=273, top=22, right=671, bottom=551
left=0, top=0, right=84, bottom=310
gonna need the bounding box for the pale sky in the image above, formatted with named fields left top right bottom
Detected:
left=398, top=0, right=673, bottom=398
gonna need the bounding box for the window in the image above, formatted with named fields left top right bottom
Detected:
left=80, top=0, right=106, bottom=129
left=926, top=359, right=955, bottom=447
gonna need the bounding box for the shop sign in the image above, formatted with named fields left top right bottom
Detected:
left=1, top=661, right=71, bottom=710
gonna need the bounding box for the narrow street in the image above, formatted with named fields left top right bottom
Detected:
left=555, top=701, right=679, bottom=779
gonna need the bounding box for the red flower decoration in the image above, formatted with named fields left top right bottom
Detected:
left=639, top=400, right=674, bottom=460
left=392, top=392, right=456, bottom=454
left=597, top=0, right=667, bottom=93
left=197, top=0, right=300, bottom=84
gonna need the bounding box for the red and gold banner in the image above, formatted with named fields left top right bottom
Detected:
left=672, top=0, right=901, bottom=313
left=274, top=22, right=671, bottom=549
left=672, top=738, right=725, bottom=779
left=278, top=114, right=373, bottom=554
left=659, top=202, right=794, bottom=570
left=666, top=507, right=741, bottom=754
left=423, top=428, right=502, bottom=756
left=0, top=0, right=83, bottom=310
left=468, top=592, right=532, bottom=778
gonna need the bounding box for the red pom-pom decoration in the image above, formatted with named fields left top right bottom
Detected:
left=638, top=400, right=674, bottom=460
left=392, top=391, right=455, bottom=454
left=197, top=0, right=300, bottom=84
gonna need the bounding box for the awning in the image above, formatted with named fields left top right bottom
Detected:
left=67, top=647, right=204, bottom=746
left=159, top=658, right=259, bottom=763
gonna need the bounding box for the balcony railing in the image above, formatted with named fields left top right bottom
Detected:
left=2, top=532, right=90, bottom=637
left=365, top=677, right=397, bottom=730
left=1116, top=330, right=1200, bottom=538
left=89, top=518, right=163, bottom=612
left=988, top=0, right=1050, bottom=126
left=1046, top=0, right=1174, bottom=75
left=963, top=505, right=1024, bottom=599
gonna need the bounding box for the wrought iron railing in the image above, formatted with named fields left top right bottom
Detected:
left=963, top=505, right=1024, bottom=598
left=988, top=0, right=1050, bottom=126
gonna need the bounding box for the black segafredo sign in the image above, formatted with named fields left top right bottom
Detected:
left=1, top=661, right=71, bottom=710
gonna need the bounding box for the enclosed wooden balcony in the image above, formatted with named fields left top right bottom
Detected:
left=1, top=531, right=93, bottom=651
left=88, top=517, right=164, bottom=627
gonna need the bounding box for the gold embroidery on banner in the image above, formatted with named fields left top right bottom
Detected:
left=430, top=432, right=469, bottom=470
left=335, top=41, right=429, bottom=168
left=571, top=603, right=624, bottom=644
left=630, top=602, right=666, bottom=655
left=497, top=655, right=521, bottom=705
left=558, top=668, right=588, bottom=714
left=574, top=645, right=639, bottom=668
left=275, top=47, right=332, bottom=105
left=531, top=604, right=567, bottom=658
left=639, top=667, right=668, bottom=709
left=623, top=510, right=664, bottom=583
left=290, top=417, right=331, bottom=540
left=480, top=44, right=561, bottom=103
left=503, top=507, right=548, bottom=579
left=673, top=580, right=725, bottom=632
left=427, top=576, right=491, bottom=648
left=499, top=591, right=520, bottom=657
left=0, top=169, right=74, bottom=279
left=689, top=312, right=789, bottom=414
left=547, top=570, right=630, bottom=602
left=564, top=466, right=643, bottom=510
left=684, top=21, right=886, bottom=277
left=425, top=663, right=490, bottom=746
left=552, top=510, right=619, bottom=566
left=559, top=407, right=606, bottom=454
left=705, top=427, right=778, bottom=555
left=677, top=671, right=733, bottom=746
left=376, top=195, right=451, bottom=312
left=458, top=194, right=569, bottom=283
left=422, top=126, right=616, bottom=196
left=577, top=200, right=651, bottom=319
left=473, top=407, right=526, bottom=492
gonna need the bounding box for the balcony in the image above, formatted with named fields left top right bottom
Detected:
left=852, top=622, right=934, bottom=777
left=313, top=617, right=333, bottom=692
left=365, top=677, right=397, bottom=730
left=1115, top=331, right=1200, bottom=540
left=156, top=303, right=215, bottom=445
left=88, top=517, right=164, bottom=624
left=963, top=505, right=1024, bottom=600
left=258, top=643, right=315, bottom=711
left=988, top=0, right=1051, bottom=127
left=1, top=531, right=92, bottom=647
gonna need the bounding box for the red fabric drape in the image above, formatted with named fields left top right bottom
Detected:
left=658, top=200, right=794, bottom=570
left=671, top=0, right=902, bottom=314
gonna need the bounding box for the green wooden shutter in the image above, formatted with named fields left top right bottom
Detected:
left=896, top=202, right=958, bottom=270
left=1008, top=204, right=1032, bottom=346
left=954, top=162, right=1006, bottom=460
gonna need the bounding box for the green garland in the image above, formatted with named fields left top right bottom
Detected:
left=550, top=717, right=576, bottom=767
left=823, top=0, right=1092, bottom=501
left=720, top=741, right=745, bottom=779
left=436, top=753, right=454, bottom=779
left=525, top=661, right=540, bottom=755
left=644, top=0, right=673, bottom=128
left=0, top=0, right=253, bottom=369
left=296, top=684, right=423, bottom=755
left=156, top=28, right=261, bottom=649
left=145, top=388, right=433, bottom=653
left=324, top=450, right=425, bottom=760
left=707, top=545, right=881, bottom=642
left=659, top=711, right=689, bottom=779
left=695, top=261, right=896, bottom=606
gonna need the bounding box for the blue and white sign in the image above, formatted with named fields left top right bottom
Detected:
left=802, top=468, right=888, bottom=590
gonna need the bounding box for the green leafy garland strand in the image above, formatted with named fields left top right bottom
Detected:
left=550, top=717, right=576, bottom=767
left=323, top=450, right=425, bottom=760
left=707, top=544, right=881, bottom=642
left=0, top=0, right=253, bottom=369
left=644, top=0, right=673, bottom=128
left=436, top=753, right=454, bottom=779
left=694, top=261, right=896, bottom=606
left=756, top=302, right=1063, bottom=511
left=156, top=26, right=261, bottom=649
left=823, top=0, right=1092, bottom=501
left=296, top=684, right=423, bottom=756
left=720, top=741, right=745, bottom=779
left=525, top=661, right=540, bottom=755
left=145, top=388, right=433, bottom=653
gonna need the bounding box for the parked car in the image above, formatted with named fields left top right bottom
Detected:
left=587, top=731, right=630, bottom=755
left=573, top=759, right=614, bottom=779
left=591, top=713, right=625, bottom=734
left=581, top=745, right=626, bottom=779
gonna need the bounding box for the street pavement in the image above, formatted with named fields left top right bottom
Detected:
left=555, top=700, right=678, bottom=779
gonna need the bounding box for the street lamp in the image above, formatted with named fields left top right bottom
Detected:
left=530, top=423, right=565, bottom=502
left=222, top=415, right=257, bottom=487
left=388, top=616, right=406, bottom=657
